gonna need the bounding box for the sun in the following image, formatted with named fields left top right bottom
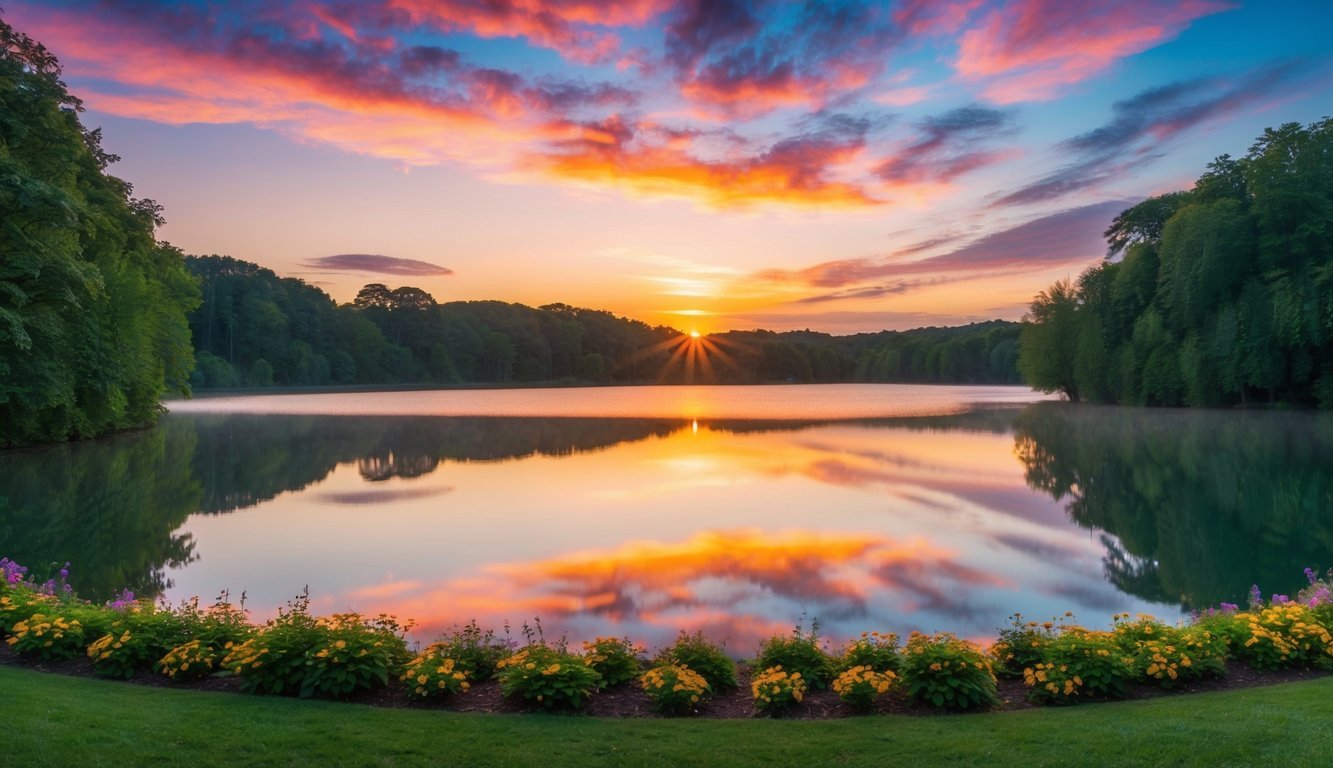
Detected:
left=689, top=330, right=701, bottom=338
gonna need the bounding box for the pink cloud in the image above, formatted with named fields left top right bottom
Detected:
left=956, top=0, right=1234, bottom=103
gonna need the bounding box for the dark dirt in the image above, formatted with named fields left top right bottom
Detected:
left=3, top=645, right=1327, bottom=719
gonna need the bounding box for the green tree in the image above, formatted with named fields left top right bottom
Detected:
left=0, top=16, right=198, bottom=446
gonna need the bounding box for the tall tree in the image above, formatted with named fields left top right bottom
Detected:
left=0, top=15, right=198, bottom=446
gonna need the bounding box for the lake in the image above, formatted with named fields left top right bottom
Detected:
left=3, top=384, right=1329, bottom=652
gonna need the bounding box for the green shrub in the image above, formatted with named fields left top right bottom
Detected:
left=1113, top=615, right=1226, bottom=688
left=1231, top=603, right=1333, bottom=671
left=755, top=625, right=835, bottom=690
left=401, top=646, right=471, bottom=701
left=157, top=640, right=220, bottom=682
left=831, top=665, right=895, bottom=713
left=495, top=645, right=601, bottom=711
left=640, top=664, right=709, bottom=716
left=222, top=593, right=410, bottom=698
left=750, top=665, right=806, bottom=716
left=838, top=631, right=900, bottom=673
left=582, top=636, right=642, bottom=688
left=0, top=590, right=49, bottom=635
left=6, top=613, right=84, bottom=660
left=432, top=620, right=512, bottom=680
left=991, top=613, right=1060, bottom=678
left=1024, top=628, right=1134, bottom=705
left=88, top=604, right=193, bottom=679
left=900, top=632, right=998, bottom=711
left=654, top=631, right=737, bottom=691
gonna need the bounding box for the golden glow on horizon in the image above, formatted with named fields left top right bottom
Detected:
left=690, top=329, right=701, bottom=338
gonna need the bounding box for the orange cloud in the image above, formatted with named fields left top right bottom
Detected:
left=525, top=114, right=882, bottom=208
left=955, top=0, right=1233, bottom=103
left=363, top=529, right=1006, bottom=650
left=371, top=0, right=674, bottom=64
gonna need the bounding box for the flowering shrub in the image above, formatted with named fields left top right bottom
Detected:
left=838, top=631, right=900, bottom=674
left=751, top=665, right=806, bottom=715
left=755, top=625, right=835, bottom=690
left=6, top=613, right=84, bottom=660
left=158, top=640, right=220, bottom=682
left=401, top=647, right=471, bottom=701
left=496, top=645, right=601, bottom=711
left=900, top=632, right=998, bottom=711
left=832, top=665, right=895, bottom=713
left=1231, top=603, right=1333, bottom=671
left=1113, top=616, right=1226, bottom=688
left=640, top=664, right=709, bottom=716
left=222, top=592, right=411, bottom=698
left=1023, top=629, right=1133, bottom=704
left=582, top=636, right=642, bottom=688
left=1298, top=568, right=1333, bottom=626
left=654, top=631, right=737, bottom=691
left=992, top=614, right=1064, bottom=678
left=0, top=589, right=48, bottom=635
left=87, top=629, right=160, bottom=679
left=432, top=620, right=513, bottom=680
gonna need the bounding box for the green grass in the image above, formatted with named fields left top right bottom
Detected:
left=4, top=666, right=1332, bottom=767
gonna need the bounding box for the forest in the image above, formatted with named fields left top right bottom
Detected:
left=185, top=254, right=1022, bottom=390
left=0, top=19, right=197, bottom=447
left=1018, top=119, right=1333, bottom=407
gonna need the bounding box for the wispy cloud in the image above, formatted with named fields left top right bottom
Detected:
left=662, top=0, right=900, bottom=116
left=876, top=105, right=1018, bottom=185
left=302, top=254, right=454, bottom=276
left=992, top=61, right=1310, bottom=206
left=956, top=0, right=1233, bottom=103
left=755, top=201, right=1129, bottom=297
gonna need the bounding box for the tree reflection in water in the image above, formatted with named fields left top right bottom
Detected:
left=1014, top=403, right=1333, bottom=610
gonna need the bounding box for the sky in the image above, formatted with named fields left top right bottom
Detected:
left=8, top=0, right=1333, bottom=333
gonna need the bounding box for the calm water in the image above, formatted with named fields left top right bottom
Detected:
left=3, top=385, right=1330, bottom=651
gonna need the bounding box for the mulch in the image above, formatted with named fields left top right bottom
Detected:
left=2, top=644, right=1327, bottom=719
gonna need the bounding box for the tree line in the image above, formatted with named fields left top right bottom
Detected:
left=185, top=253, right=1022, bottom=390
left=0, top=17, right=198, bottom=447
left=1019, top=119, right=1333, bottom=407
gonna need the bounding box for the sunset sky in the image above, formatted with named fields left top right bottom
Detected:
left=10, top=0, right=1332, bottom=332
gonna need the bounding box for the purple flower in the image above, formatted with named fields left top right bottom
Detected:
left=1306, top=567, right=1319, bottom=585
left=107, top=589, right=137, bottom=610
left=1249, top=584, right=1263, bottom=608
left=1220, top=602, right=1238, bottom=613
left=1273, top=594, right=1290, bottom=605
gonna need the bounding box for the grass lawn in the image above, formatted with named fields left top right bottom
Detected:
left=4, top=666, right=1332, bottom=768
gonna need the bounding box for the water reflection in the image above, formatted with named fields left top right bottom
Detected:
left=2, top=399, right=1327, bottom=647
left=1013, top=404, right=1333, bottom=610
left=0, top=428, right=200, bottom=601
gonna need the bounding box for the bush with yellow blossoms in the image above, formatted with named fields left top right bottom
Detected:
left=751, top=665, right=806, bottom=716
left=1231, top=602, right=1333, bottom=672
left=640, top=663, right=710, bottom=716
left=222, top=591, right=410, bottom=698
left=755, top=623, right=836, bottom=690
left=583, top=636, right=643, bottom=689
left=401, top=646, right=471, bottom=701
left=496, top=645, right=601, bottom=711
left=157, top=640, right=220, bottom=682
left=991, top=613, right=1067, bottom=678
left=432, top=620, right=512, bottom=680
left=6, top=612, right=84, bottom=660
left=1112, top=615, right=1227, bottom=688
left=900, top=632, right=998, bottom=711
left=832, top=665, right=896, bottom=713
left=838, top=631, right=900, bottom=675
left=653, top=631, right=737, bottom=691
left=1023, top=628, right=1134, bottom=705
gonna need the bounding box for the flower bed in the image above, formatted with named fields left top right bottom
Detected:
left=2, top=557, right=1332, bottom=718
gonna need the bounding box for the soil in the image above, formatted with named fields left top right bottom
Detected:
left=2, top=645, right=1327, bottom=719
